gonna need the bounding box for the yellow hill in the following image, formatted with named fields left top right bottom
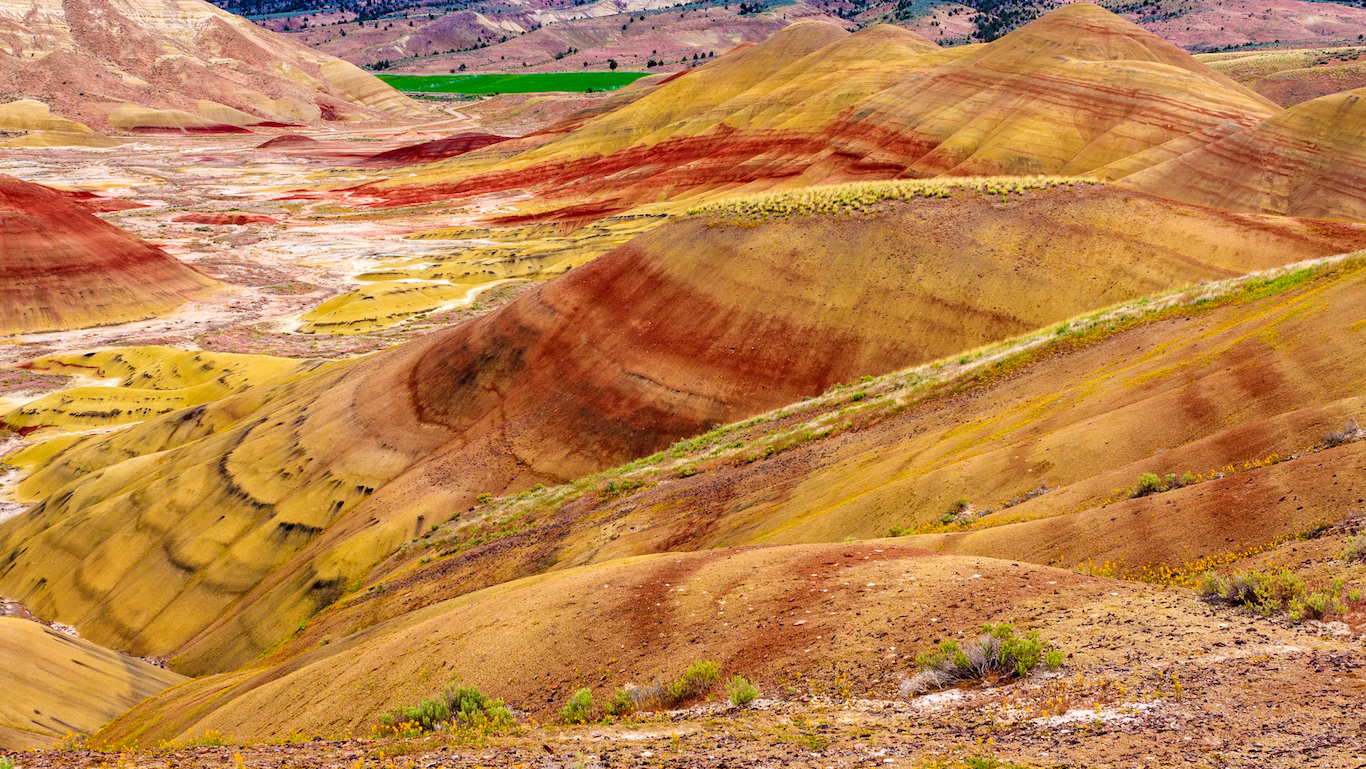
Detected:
left=0, top=617, right=185, bottom=750
left=1116, top=87, right=1366, bottom=221
left=368, top=5, right=1279, bottom=213
left=3, top=180, right=1364, bottom=677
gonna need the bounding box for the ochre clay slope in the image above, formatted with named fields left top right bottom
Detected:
left=1116, top=87, right=1366, bottom=221
left=0, top=617, right=185, bottom=750
left=367, top=5, right=1279, bottom=213
left=1199, top=44, right=1366, bottom=106
left=93, top=544, right=1128, bottom=745
left=0, top=176, right=219, bottom=335
left=2, top=180, right=1363, bottom=676
left=362, top=133, right=515, bottom=167
left=275, top=251, right=1366, bottom=667
left=0, top=0, right=425, bottom=133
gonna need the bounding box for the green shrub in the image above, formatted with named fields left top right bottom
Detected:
left=1134, top=471, right=1194, bottom=498
left=1134, top=473, right=1163, bottom=497
left=1198, top=570, right=1350, bottom=621
left=560, top=688, right=593, bottom=724
left=668, top=659, right=720, bottom=702
left=380, top=684, right=513, bottom=734
left=604, top=687, right=635, bottom=717
left=904, top=623, right=1064, bottom=696
left=1344, top=537, right=1366, bottom=563
left=726, top=675, right=759, bottom=706
left=1, top=757, right=16, bottom=769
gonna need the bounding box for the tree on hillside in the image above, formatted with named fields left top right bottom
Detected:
left=608, top=58, right=618, bottom=70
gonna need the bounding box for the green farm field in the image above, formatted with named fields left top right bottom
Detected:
left=376, top=72, right=651, bottom=94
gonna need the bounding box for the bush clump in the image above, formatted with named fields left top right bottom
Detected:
left=560, top=688, right=594, bottom=724
left=726, top=675, right=760, bottom=706
left=1133, top=471, right=1194, bottom=498
left=604, top=687, right=636, bottom=717
left=380, top=684, right=513, bottom=734
left=1343, top=537, right=1366, bottom=563
left=1322, top=417, right=1360, bottom=447
left=668, top=659, right=720, bottom=702
left=903, top=623, right=1064, bottom=696
left=611, top=659, right=725, bottom=713
left=1197, top=570, right=1351, bottom=621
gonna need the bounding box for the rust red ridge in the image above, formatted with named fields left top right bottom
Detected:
left=127, top=125, right=254, bottom=135
left=256, top=134, right=318, bottom=149
left=0, top=175, right=217, bottom=333
left=1, top=421, right=51, bottom=437
left=488, top=199, right=630, bottom=226
left=54, top=189, right=149, bottom=213
left=351, top=127, right=924, bottom=208
left=362, top=133, right=514, bottom=167
left=173, top=213, right=280, bottom=226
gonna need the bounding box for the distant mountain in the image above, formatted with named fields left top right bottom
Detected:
left=222, top=0, right=1366, bottom=75
left=0, top=0, right=426, bottom=134
left=368, top=6, right=1281, bottom=212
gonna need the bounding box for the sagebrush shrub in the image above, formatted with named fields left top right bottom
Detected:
left=904, top=623, right=1063, bottom=696
left=726, top=675, right=759, bottom=706
left=1134, top=473, right=1163, bottom=497
left=1344, top=537, right=1366, bottom=563
left=1323, top=418, right=1360, bottom=447
left=668, top=660, right=720, bottom=702
left=560, top=688, right=593, bottom=724
left=1198, top=570, right=1350, bottom=621
left=380, top=684, right=513, bottom=734
left=604, top=687, right=635, bottom=717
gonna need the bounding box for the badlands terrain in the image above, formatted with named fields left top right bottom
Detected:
left=2, top=1, right=1366, bottom=768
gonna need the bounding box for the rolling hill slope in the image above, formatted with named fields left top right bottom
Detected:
left=232, top=245, right=1366, bottom=700
left=0, top=617, right=185, bottom=750
left=0, top=177, right=220, bottom=335
left=87, top=242, right=1366, bottom=749
left=364, top=4, right=1281, bottom=214
left=1116, top=87, right=1366, bottom=221
left=0, top=0, right=425, bottom=133
left=2, top=179, right=1364, bottom=676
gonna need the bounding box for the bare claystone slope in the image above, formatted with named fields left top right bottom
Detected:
left=2, top=181, right=1364, bottom=676
left=0, top=176, right=219, bottom=335
left=364, top=5, right=1280, bottom=213
left=0, top=0, right=425, bottom=132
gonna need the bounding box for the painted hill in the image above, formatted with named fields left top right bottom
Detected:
left=1116, top=87, right=1366, bottom=221
left=0, top=176, right=219, bottom=335
left=1199, top=44, right=1366, bottom=107
left=92, top=543, right=1132, bottom=744
left=366, top=5, right=1280, bottom=214
left=0, top=0, right=425, bottom=133
left=248, top=0, right=1366, bottom=75
left=194, top=243, right=1366, bottom=716
left=0, top=617, right=185, bottom=750
left=284, top=0, right=846, bottom=75
left=88, top=246, right=1366, bottom=748
left=363, top=132, right=514, bottom=166
left=3, top=180, right=1365, bottom=675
